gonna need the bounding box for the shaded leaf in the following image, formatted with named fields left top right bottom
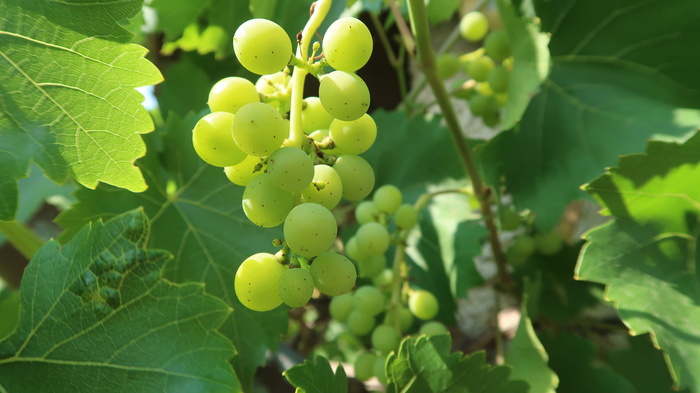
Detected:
left=0, top=287, right=19, bottom=341
left=451, top=220, right=487, bottom=298
left=283, top=355, right=348, bottom=393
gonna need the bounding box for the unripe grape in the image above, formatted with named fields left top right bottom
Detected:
left=437, top=52, right=460, bottom=79
left=329, top=114, right=377, bottom=155
left=536, top=232, right=564, bottom=256
left=308, top=128, right=330, bottom=143
left=460, top=11, right=489, bottom=42
left=356, top=222, right=390, bottom=256
left=372, top=325, right=401, bottom=353
left=301, top=97, right=334, bottom=133
left=372, top=269, right=393, bottom=290
left=484, top=30, right=511, bottom=61
left=347, top=310, right=375, bottom=336
left=357, top=254, right=386, bottom=278
left=373, top=184, right=402, bottom=214
left=419, top=321, right=448, bottom=336
left=469, top=94, right=497, bottom=117
left=267, top=147, right=314, bottom=192
left=399, top=307, right=414, bottom=332
left=235, top=253, right=286, bottom=311
left=309, top=252, right=357, bottom=296
left=256, top=71, right=291, bottom=95
left=192, top=112, right=246, bottom=167
left=482, top=111, right=500, bottom=128
left=507, top=235, right=536, bottom=266
left=501, top=207, right=521, bottom=230
left=467, top=55, right=495, bottom=82
left=233, top=19, right=292, bottom=75
left=300, top=164, right=343, bottom=209
left=323, top=17, right=373, bottom=72
left=333, top=155, right=375, bottom=201
left=346, top=236, right=368, bottom=261
left=355, top=200, right=379, bottom=224
left=354, top=352, right=377, bottom=381
left=224, top=155, right=265, bottom=186
left=329, top=293, right=354, bottom=322
left=394, top=204, right=418, bottom=229
left=279, top=268, right=314, bottom=308
left=242, top=174, right=294, bottom=227
left=353, top=285, right=385, bottom=316
left=373, top=355, right=388, bottom=383
left=319, top=71, right=370, bottom=121
left=208, top=77, right=260, bottom=114
left=408, top=290, right=439, bottom=320
left=232, top=102, right=286, bottom=156
left=284, top=204, right=337, bottom=258
left=488, top=65, right=510, bottom=93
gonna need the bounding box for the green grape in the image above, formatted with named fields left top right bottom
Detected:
left=482, top=111, right=500, bottom=128
left=536, top=231, right=564, bottom=256
left=356, top=222, right=390, bottom=256
left=192, top=112, right=247, bottom=167
left=500, top=207, right=521, bottom=230
left=329, top=293, right=354, bottom=322
left=373, top=184, right=402, bottom=214
left=232, top=102, right=286, bottom=157
left=460, top=11, right=489, bottom=42
left=476, top=81, right=494, bottom=96
left=408, top=290, right=439, bottom=320
left=279, top=268, right=314, bottom=308
left=208, top=77, right=260, bottom=114
left=308, top=128, right=330, bottom=143
left=495, top=92, right=508, bottom=107
left=353, top=285, right=385, bottom=316
left=394, top=204, right=418, bottom=229
left=267, top=147, right=314, bottom=192
left=399, top=307, right=414, bottom=332
left=354, top=352, right=377, bottom=381
left=284, top=204, right=337, bottom=258
left=329, top=114, right=377, bottom=155
left=355, top=200, right=379, bottom=225
left=300, top=164, right=343, bottom=209
left=322, top=17, right=373, bottom=72
left=373, top=355, right=388, bottom=383
left=437, top=52, right=460, bottom=79
left=507, top=235, right=536, bottom=266
left=372, top=325, right=401, bottom=353
left=309, top=252, right=357, bottom=296
left=346, top=236, right=368, bottom=261
left=372, top=269, right=393, bottom=290
left=319, top=71, right=370, bottom=121
left=467, top=55, right=494, bottom=82
left=233, top=18, right=292, bottom=75
left=333, top=155, right=375, bottom=201
left=484, top=30, right=511, bottom=61
left=242, top=174, right=294, bottom=227
left=234, top=253, right=286, bottom=311
left=419, top=321, right=448, bottom=336
left=452, top=78, right=476, bottom=100
left=358, top=254, right=386, bottom=278
left=224, top=155, right=265, bottom=186
left=256, top=71, right=291, bottom=95
left=347, top=310, right=375, bottom=336
left=488, top=65, right=510, bottom=93
left=301, top=97, right=334, bottom=134
left=468, top=93, right=497, bottom=117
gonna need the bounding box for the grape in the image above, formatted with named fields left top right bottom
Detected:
left=495, top=92, right=508, bottom=107
left=234, top=253, right=286, bottom=311
left=301, top=97, right=334, bottom=133
left=482, top=111, right=500, bottom=127
left=309, top=252, right=357, bottom=296
left=372, top=269, right=393, bottom=290
left=329, top=114, right=377, bottom=155
left=460, top=11, right=489, bottom=42
left=267, top=147, right=314, bottom=192
left=242, top=174, right=294, bottom=227
left=284, top=203, right=338, bottom=258
left=373, top=184, right=402, bottom=214
left=353, top=285, right=385, bottom=316
left=408, top=290, right=439, bottom=320
left=232, top=102, right=287, bottom=156
left=319, top=71, right=370, bottom=121
left=308, top=128, right=330, bottom=143
left=345, top=236, right=368, bottom=261
left=224, top=155, right=265, bottom=186
left=399, top=307, right=414, bottom=332
left=355, top=201, right=379, bottom=225
left=467, top=55, right=494, bottom=82
left=347, top=310, right=375, bottom=336
left=333, top=155, right=375, bottom=201
left=208, top=77, right=260, bottom=114
left=536, top=232, right=564, bottom=255
left=329, top=293, right=354, bottom=322
left=354, top=352, right=377, bottom=381
left=394, top=204, right=418, bottom=229
left=279, top=268, right=314, bottom=308
left=322, top=17, right=373, bottom=72
left=233, top=19, right=292, bottom=75
left=192, top=112, right=247, bottom=167
left=372, top=325, right=401, bottom=353
left=355, top=222, right=390, bottom=256
left=510, top=235, right=536, bottom=258
left=469, top=94, right=497, bottom=117
left=501, top=207, right=521, bottom=230
left=357, top=254, right=386, bottom=278
left=300, top=165, right=343, bottom=209
left=419, top=321, right=448, bottom=336
left=373, top=355, right=388, bottom=383
left=476, top=81, right=494, bottom=96
left=488, top=65, right=510, bottom=93
left=484, top=30, right=511, bottom=61
left=256, top=71, right=291, bottom=95
left=437, top=52, right=460, bottom=79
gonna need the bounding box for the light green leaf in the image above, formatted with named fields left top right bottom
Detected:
left=283, top=355, right=348, bottom=393
left=149, top=0, right=209, bottom=39
left=386, top=334, right=528, bottom=393
left=0, top=210, right=237, bottom=392
left=0, top=0, right=163, bottom=220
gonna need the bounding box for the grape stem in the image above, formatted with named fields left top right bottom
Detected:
left=405, top=0, right=516, bottom=295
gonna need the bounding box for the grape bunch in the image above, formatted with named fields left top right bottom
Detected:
left=499, top=207, right=565, bottom=266
left=191, top=15, right=379, bottom=312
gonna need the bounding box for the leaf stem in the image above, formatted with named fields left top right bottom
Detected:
left=0, top=220, right=43, bottom=261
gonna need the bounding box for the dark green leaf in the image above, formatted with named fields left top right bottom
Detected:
left=283, top=355, right=348, bottom=393
left=149, top=0, right=209, bottom=39
left=0, top=287, right=19, bottom=341
left=451, top=220, right=487, bottom=298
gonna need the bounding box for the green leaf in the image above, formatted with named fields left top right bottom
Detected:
left=0, top=287, right=19, bottom=341
left=56, top=113, right=287, bottom=390
left=283, top=355, right=348, bottom=393
left=0, top=0, right=163, bottom=220
left=505, top=303, right=558, bottom=393
left=0, top=210, right=237, bottom=392
left=451, top=220, right=487, bottom=298
left=480, top=0, right=700, bottom=229
left=386, top=334, right=528, bottom=393
left=577, top=133, right=700, bottom=391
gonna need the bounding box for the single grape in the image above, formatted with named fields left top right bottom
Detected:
left=419, top=321, right=448, bottom=336
left=192, top=112, right=247, bottom=167
left=347, top=310, right=375, bottom=336
left=357, top=254, right=386, bottom=278
left=309, top=252, right=357, bottom=296
left=353, top=285, right=385, bottom=316
left=319, top=71, right=370, bottom=121
left=308, top=128, right=330, bottom=143
left=232, top=102, right=286, bottom=156
left=323, top=17, right=373, bottom=72
left=373, top=184, right=402, bottom=214
left=469, top=94, right=497, bottom=117
left=408, top=290, right=439, bottom=320
left=234, top=253, right=286, bottom=311
left=329, top=293, right=354, bottom=322
left=372, top=325, right=401, bottom=353
left=355, top=222, right=390, bottom=256
left=333, top=155, right=375, bottom=201
left=399, top=307, right=414, bottom=332
left=346, top=236, right=368, bottom=261
left=484, top=30, right=511, bottom=61
left=224, top=155, right=265, bottom=186
left=242, top=174, right=294, bottom=227
left=510, top=235, right=537, bottom=258
left=233, top=19, right=292, bottom=75
left=460, top=11, right=489, bottom=42
left=394, top=204, right=418, bottom=229
left=355, top=201, right=379, bottom=225
left=467, top=55, right=495, bottom=82
left=437, top=52, right=460, bottom=79
left=301, top=97, right=334, bottom=134
left=476, top=81, right=494, bottom=96
left=482, top=111, right=500, bottom=128
left=536, top=232, right=564, bottom=256
left=373, top=355, right=388, bottom=383
left=284, top=203, right=338, bottom=258
left=500, top=207, right=521, bottom=230
left=279, top=268, right=314, bottom=308
left=354, top=352, right=377, bottom=382
left=256, top=71, right=291, bottom=95
left=453, top=78, right=476, bottom=100
left=372, top=269, right=393, bottom=291
left=300, top=164, right=343, bottom=209
left=329, top=114, right=377, bottom=155
left=208, top=77, right=260, bottom=114
left=267, top=147, right=314, bottom=192
left=488, top=65, right=510, bottom=93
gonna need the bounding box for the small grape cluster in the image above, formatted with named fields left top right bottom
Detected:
left=500, top=207, right=565, bottom=266
left=190, top=15, right=379, bottom=312
left=436, top=11, right=513, bottom=127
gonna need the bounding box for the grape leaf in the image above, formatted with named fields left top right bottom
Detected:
left=0, top=287, right=19, bottom=341
left=0, top=0, right=163, bottom=221
left=451, top=220, right=487, bottom=298
left=480, top=0, right=700, bottom=229
left=0, top=210, right=238, bottom=392
left=56, top=113, right=287, bottom=390
left=386, top=334, right=528, bottom=393
left=149, top=0, right=209, bottom=39
left=577, top=133, right=700, bottom=391
left=283, top=355, right=348, bottom=393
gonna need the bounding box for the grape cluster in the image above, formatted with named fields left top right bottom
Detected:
left=191, top=16, right=378, bottom=312
left=500, top=207, right=565, bottom=266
